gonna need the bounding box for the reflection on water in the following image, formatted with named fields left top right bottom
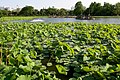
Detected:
left=10, top=18, right=120, bottom=24
left=30, top=18, right=44, bottom=22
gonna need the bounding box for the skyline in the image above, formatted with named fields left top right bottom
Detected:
left=0, top=0, right=120, bottom=10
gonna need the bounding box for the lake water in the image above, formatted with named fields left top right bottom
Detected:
left=11, top=18, right=120, bottom=24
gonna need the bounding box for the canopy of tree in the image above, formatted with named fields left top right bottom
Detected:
left=19, top=6, right=34, bottom=16
left=74, top=1, right=85, bottom=16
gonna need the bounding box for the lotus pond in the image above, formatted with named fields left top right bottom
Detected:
left=1, top=16, right=120, bottom=24
left=0, top=22, right=120, bottom=80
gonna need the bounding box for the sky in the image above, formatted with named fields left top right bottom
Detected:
left=0, top=0, right=120, bottom=10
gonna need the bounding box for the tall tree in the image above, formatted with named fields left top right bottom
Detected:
left=74, top=1, right=85, bottom=16
left=33, top=9, right=39, bottom=16
left=19, top=6, right=34, bottom=16
left=47, top=7, right=57, bottom=16
left=114, top=2, right=120, bottom=16
left=39, top=9, right=47, bottom=16
left=102, top=2, right=114, bottom=16
left=87, top=2, right=102, bottom=16
left=58, top=8, right=68, bottom=16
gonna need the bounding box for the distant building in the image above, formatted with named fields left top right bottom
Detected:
left=0, top=7, right=10, bottom=10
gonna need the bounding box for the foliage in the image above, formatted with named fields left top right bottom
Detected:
left=74, top=1, right=85, bottom=16
left=1, top=2, right=120, bottom=16
left=114, top=2, right=120, bottom=16
left=0, top=22, right=120, bottom=80
left=19, top=6, right=34, bottom=16
left=56, top=65, right=67, bottom=75
left=84, top=2, right=114, bottom=16
left=102, top=2, right=114, bottom=16
left=85, top=2, right=102, bottom=16
left=39, top=7, right=69, bottom=16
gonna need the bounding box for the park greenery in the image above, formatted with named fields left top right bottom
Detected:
left=0, top=1, right=120, bottom=17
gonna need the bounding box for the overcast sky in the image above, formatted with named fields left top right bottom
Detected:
left=0, top=0, right=120, bottom=10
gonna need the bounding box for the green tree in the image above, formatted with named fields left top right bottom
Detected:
left=33, top=9, right=39, bottom=16
left=0, top=10, right=2, bottom=18
left=58, top=8, right=68, bottom=16
left=114, top=2, right=120, bottom=16
left=87, top=2, right=102, bottom=16
left=47, top=7, right=57, bottom=16
left=74, top=1, right=85, bottom=16
left=102, top=2, right=114, bottom=16
left=19, top=6, right=34, bottom=16
left=39, top=9, right=47, bottom=16
left=0, top=10, right=9, bottom=16
left=68, top=10, right=74, bottom=16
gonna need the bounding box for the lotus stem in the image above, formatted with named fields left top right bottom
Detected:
left=6, top=48, right=9, bottom=65
left=0, top=46, right=2, bottom=65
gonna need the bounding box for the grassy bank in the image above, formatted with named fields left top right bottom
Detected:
left=0, top=16, right=48, bottom=22
left=93, top=16, right=120, bottom=18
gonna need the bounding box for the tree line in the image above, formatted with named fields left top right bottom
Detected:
left=0, top=1, right=120, bottom=17
left=0, top=6, right=73, bottom=17
left=83, top=2, right=120, bottom=16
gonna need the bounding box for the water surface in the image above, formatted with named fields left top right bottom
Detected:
left=10, top=18, right=120, bottom=24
